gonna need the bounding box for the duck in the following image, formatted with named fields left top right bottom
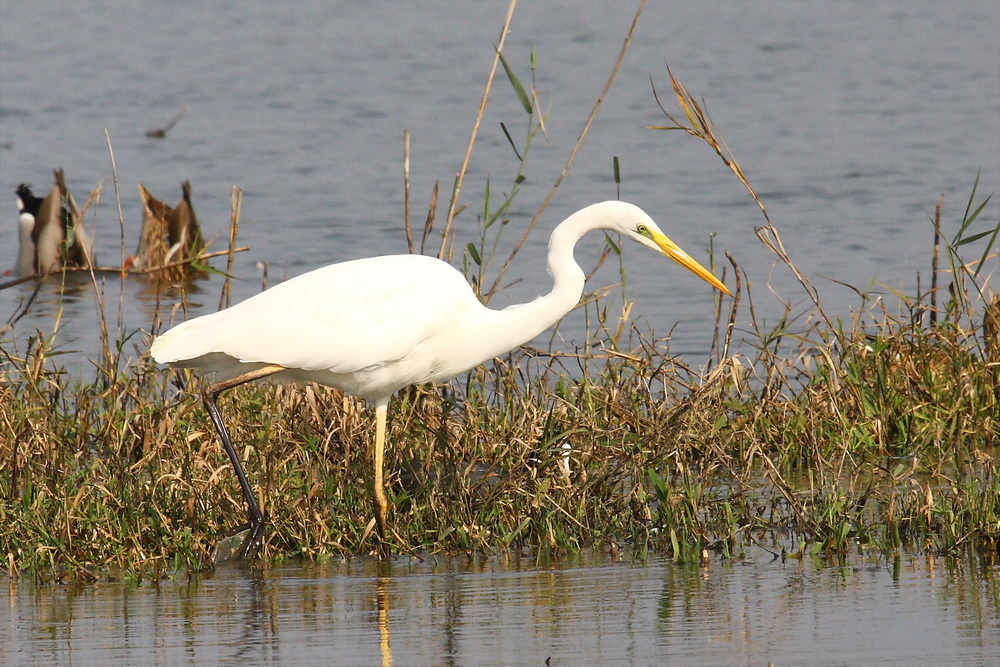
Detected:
left=14, top=184, right=42, bottom=276
left=132, top=180, right=205, bottom=282
left=14, top=169, right=95, bottom=276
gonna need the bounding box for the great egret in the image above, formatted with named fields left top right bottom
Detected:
left=14, top=171, right=95, bottom=275
left=150, top=200, right=730, bottom=559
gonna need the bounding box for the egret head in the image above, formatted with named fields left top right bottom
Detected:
left=612, top=202, right=731, bottom=296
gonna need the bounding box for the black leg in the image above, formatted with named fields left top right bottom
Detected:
left=197, top=364, right=285, bottom=561
left=203, top=389, right=265, bottom=560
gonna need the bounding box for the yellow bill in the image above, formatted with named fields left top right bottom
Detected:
left=652, top=231, right=732, bottom=296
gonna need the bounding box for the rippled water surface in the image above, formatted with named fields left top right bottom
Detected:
left=4, top=550, right=998, bottom=665
left=1, top=1, right=997, bottom=363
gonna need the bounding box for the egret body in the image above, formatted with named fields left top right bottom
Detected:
left=150, top=200, right=730, bottom=559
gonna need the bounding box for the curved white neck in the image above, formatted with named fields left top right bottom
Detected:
left=477, top=207, right=599, bottom=357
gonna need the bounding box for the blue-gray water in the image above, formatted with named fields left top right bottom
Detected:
left=3, top=550, right=998, bottom=666
left=1, top=2, right=999, bottom=663
left=2, top=1, right=997, bottom=363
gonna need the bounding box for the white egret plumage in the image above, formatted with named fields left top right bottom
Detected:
left=150, top=200, right=730, bottom=559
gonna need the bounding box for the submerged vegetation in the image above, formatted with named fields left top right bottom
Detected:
left=1, top=4, right=997, bottom=582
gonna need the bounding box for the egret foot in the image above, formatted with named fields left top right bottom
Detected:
left=211, top=522, right=264, bottom=564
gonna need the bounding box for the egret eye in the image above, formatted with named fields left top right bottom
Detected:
left=637, top=224, right=648, bottom=234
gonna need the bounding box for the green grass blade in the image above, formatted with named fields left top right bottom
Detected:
left=466, top=242, right=482, bottom=266
left=500, top=122, right=523, bottom=161
left=497, top=48, right=533, bottom=115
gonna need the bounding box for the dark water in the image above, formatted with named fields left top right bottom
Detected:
left=1, top=1, right=997, bottom=362
left=3, top=550, right=998, bottom=665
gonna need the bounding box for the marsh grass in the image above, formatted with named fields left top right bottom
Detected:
left=2, top=3, right=998, bottom=580
left=3, top=258, right=996, bottom=582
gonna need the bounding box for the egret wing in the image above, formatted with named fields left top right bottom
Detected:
left=152, top=254, right=478, bottom=375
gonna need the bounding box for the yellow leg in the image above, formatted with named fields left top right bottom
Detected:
left=373, top=400, right=390, bottom=557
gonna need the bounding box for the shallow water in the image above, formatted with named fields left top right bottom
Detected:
left=3, top=549, right=998, bottom=665
left=1, top=1, right=997, bottom=368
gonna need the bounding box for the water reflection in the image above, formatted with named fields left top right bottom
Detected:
left=4, top=549, right=998, bottom=665
left=377, top=568, right=392, bottom=667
